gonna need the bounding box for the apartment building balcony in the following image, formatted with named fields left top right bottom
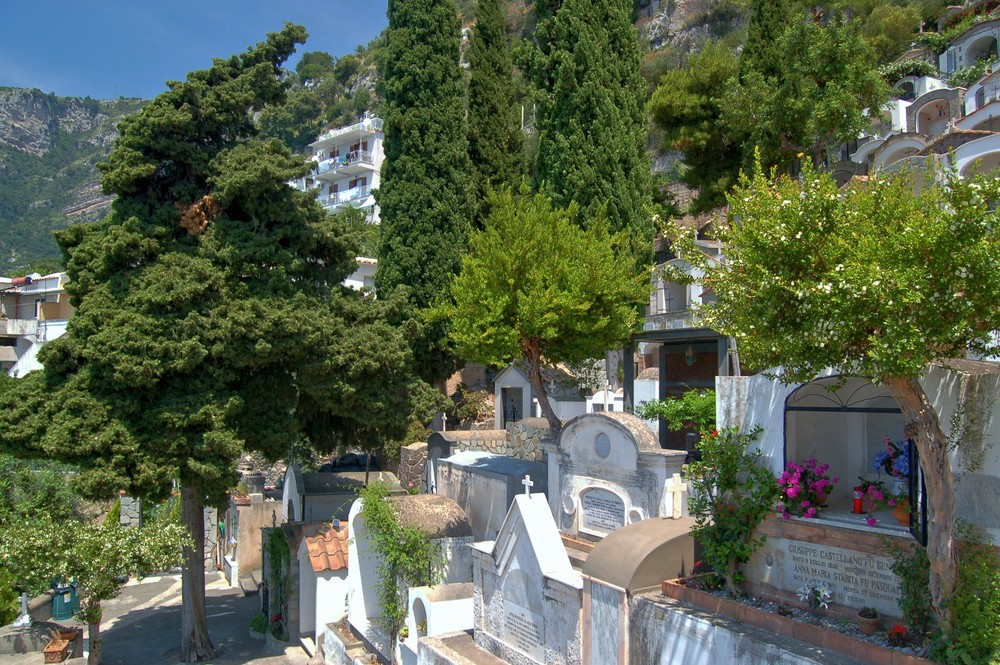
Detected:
left=318, top=186, right=374, bottom=212
left=311, top=117, right=384, bottom=148
left=0, top=318, right=38, bottom=337
left=313, top=150, right=378, bottom=181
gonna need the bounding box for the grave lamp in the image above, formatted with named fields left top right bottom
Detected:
left=684, top=344, right=696, bottom=366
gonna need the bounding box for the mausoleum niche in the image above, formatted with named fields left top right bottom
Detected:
left=783, top=376, right=923, bottom=534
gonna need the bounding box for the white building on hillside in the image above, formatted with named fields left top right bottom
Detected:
left=291, top=113, right=384, bottom=291
left=298, top=113, right=384, bottom=224
left=0, top=272, right=73, bottom=377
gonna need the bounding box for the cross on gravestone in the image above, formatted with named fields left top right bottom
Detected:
left=12, top=592, right=31, bottom=627
left=665, top=473, right=688, bottom=519
left=522, top=474, right=534, bottom=496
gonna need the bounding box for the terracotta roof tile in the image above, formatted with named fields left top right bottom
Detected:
left=304, top=522, right=349, bottom=573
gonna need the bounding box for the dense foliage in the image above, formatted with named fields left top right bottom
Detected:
left=443, top=188, right=650, bottom=436
left=527, top=0, right=654, bottom=263
left=685, top=426, right=776, bottom=596
left=635, top=388, right=716, bottom=433
left=467, top=0, right=525, bottom=227
left=376, top=0, right=473, bottom=383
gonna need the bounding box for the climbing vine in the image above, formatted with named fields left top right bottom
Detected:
left=266, top=529, right=290, bottom=640
left=358, top=482, right=441, bottom=642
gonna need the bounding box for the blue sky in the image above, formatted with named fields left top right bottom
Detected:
left=0, top=1, right=388, bottom=100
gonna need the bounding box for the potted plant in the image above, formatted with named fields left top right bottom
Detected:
left=858, top=606, right=881, bottom=635
left=777, top=458, right=839, bottom=520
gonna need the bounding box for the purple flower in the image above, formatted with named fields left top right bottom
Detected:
left=805, top=507, right=818, bottom=518
left=865, top=516, right=877, bottom=527
left=800, top=500, right=811, bottom=508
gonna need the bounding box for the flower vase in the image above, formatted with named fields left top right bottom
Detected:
left=892, top=499, right=910, bottom=525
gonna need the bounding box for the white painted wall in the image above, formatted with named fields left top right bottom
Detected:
left=280, top=467, right=301, bottom=523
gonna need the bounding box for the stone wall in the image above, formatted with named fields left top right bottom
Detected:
left=119, top=494, right=142, bottom=527
left=398, top=442, right=428, bottom=491
left=428, top=420, right=552, bottom=465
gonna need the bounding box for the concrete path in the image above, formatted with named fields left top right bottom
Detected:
left=1, top=572, right=314, bottom=665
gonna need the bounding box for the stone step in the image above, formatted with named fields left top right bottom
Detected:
left=561, top=534, right=594, bottom=571
left=239, top=571, right=259, bottom=596
left=299, top=635, right=316, bottom=657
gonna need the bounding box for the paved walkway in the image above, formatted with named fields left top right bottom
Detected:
left=1, top=573, right=314, bottom=665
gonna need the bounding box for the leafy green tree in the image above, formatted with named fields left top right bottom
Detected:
left=258, top=86, right=325, bottom=153
left=636, top=388, right=716, bottom=434
left=376, top=0, right=473, bottom=382
left=648, top=42, right=741, bottom=214
left=295, top=51, right=336, bottom=84
left=528, top=0, right=654, bottom=262
left=727, top=12, right=890, bottom=170
left=697, top=161, right=1000, bottom=630
left=0, top=24, right=434, bottom=662
left=467, top=0, right=525, bottom=226
left=442, top=189, right=650, bottom=438
left=0, top=516, right=188, bottom=665
left=862, top=4, right=922, bottom=62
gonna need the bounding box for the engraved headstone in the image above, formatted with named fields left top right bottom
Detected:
left=580, top=488, right=625, bottom=535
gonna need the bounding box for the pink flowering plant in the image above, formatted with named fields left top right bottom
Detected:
left=776, top=458, right=839, bottom=519
left=857, top=478, right=895, bottom=527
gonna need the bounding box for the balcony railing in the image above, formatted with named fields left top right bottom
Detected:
left=313, top=150, right=377, bottom=176
left=318, top=186, right=371, bottom=209
left=313, top=117, right=384, bottom=144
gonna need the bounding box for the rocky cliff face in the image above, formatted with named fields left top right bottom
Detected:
left=0, top=88, right=144, bottom=273
left=0, top=88, right=120, bottom=156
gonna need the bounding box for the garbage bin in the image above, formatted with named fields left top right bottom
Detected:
left=52, top=583, right=77, bottom=620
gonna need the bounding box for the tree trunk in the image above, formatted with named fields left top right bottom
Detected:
left=883, top=375, right=957, bottom=629
left=180, top=482, right=216, bottom=662
left=523, top=345, right=562, bottom=440
left=87, top=618, right=101, bottom=665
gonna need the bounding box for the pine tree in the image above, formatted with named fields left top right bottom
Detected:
left=376, top=0, right=473, bottom=382
left=529, top=0, right=654, bottom=262
left=0, top=25, right=434, bottom=663
left=467, top=0, right=524, bottom=226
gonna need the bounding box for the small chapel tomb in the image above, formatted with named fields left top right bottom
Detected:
left=544, top=412, right=687, bottom=539
left=470, top=492, right=583, bottom=665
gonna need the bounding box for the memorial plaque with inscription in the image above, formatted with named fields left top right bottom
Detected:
left=580, top=488, right=626, bottom=536
left=749, top=536, right=902, bottom=617
left=503, top=601, right=544, bottom=662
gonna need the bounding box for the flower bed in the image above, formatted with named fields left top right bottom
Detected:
left=660, top=577, right=931, bottom=665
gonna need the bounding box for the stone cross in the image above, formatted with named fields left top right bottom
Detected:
left=522, top=474, right=534, bottom=496
left=665, top=473, right=688, bottom=519
left=12, top=592, right=31, bottom=627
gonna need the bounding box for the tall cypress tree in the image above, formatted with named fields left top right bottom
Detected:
left=529, top=0, right=654, bottom=260
left=739, top=0, right=791, bottom=83
left=376, top=0, right=472, bottom=382
left=467, top=0, right=524, bottom=225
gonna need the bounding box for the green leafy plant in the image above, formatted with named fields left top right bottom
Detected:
left=636, top=389, right=716, bottom=433
left=249, top=612, right=268, bottom=634
left=879, top=59, right=939, bottom=84
left=929, top=526, right=1000, bottom=664
left=103, top=498, right=120, bottom=526
left=685, top=426, right=776, bottom=596
left=358, top=482, right=441, bottom=641
left=265, top=529, right=290, bottom=642
left=882, top=537, right=932, bottom=635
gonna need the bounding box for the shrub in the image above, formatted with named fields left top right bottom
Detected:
left=929, top=527, right=1000, bottom=664
left=249, top=612, right=268, bottom=634
left=685, top=426, right=776, bottom=596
